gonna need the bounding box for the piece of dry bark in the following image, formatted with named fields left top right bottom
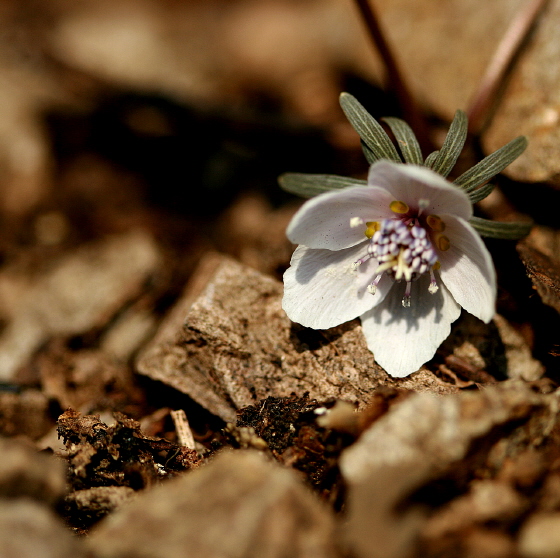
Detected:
left=0, top=499, right=88, bottom=558
left=422, top=479, right=529, bottom=540
left=87, top=449, right=338, bottom=558
left=517, top=229, right=560, bottom=314
left=0, top=389, right=53, bottom=440
left=0, top=436, right=66, bottom=505
left=63, top=486, right=136, bottom=533
left=0, top=229, right=161, bottom=380
left=339, top=381, right=546, bottom=558
left=36, top=340, right=137, bottom=412
left=136, top=254, right=462, bottom=423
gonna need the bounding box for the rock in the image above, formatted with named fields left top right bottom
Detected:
left=88, top=449, right=338, bottom=558
left=137, top=254, right=463, bottom=423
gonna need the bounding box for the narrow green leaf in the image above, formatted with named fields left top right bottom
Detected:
left=381, top=117, right=423, bottom=164
left=339, top=93, right=402, bottom=163
left=454, top=136, right=528, bottom=192
left=279, top=173, right=367, bottom=198
left=424, top=151, right=440, bottom=168
left=469, top=216, right=532, bottom=239
left=429, top=110, right=468, bottom=177
left=468, top=183, right=495, bottom=204
left=361, top=141, right=378, bottom=164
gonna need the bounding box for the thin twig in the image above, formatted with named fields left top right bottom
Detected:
left=467, top=0, right=550, bottom=135
left=170, top=409, right=196, bottom=450
left=353, top=0, right=429, bottom=149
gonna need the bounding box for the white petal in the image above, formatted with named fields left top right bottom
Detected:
left=287, top=186, right=394, bottom=250
left=282, top=244, right=392, bottom=329
left=368, top=161, right=472, bottom=220
left=360, top=276, right=461, bottom=377
left=437, top=215, right=496, bottom=323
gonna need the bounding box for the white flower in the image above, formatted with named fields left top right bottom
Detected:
left=282, top=160, right=496, bottom=377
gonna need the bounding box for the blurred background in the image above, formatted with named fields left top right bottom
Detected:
left=0, top=0, right=559, bottom=430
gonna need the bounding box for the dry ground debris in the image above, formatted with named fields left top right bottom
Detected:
left=86, top=450, right=338, bottom=558
left=57, top=409, right=200, bottom=532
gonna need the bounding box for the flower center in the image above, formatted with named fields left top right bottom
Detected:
left=352, top=200, right=450, bottom=307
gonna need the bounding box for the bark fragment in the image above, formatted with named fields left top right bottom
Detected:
left=87, top=450, right=338, bottom=558
left=340, top=381, right=545, bottom=558
left=136, top=255, right=461, bottom=423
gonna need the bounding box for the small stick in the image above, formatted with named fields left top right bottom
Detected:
left=170, top=409, right=196, bottom=450
left=467, top=0, right=550, bottom=134
left=353, top=0, right=429, bottom=149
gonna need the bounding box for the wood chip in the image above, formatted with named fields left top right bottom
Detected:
left=170, top=409, right=196, bottom=450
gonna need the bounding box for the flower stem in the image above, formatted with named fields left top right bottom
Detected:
left=467, top=0, right=550, bottom=135
left=352, top=0, right=429, bottom=151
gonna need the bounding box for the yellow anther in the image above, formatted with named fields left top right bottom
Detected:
left=436, top=235, right=450, bottom=251
left=389, top=200, right=409, bottom=214
left=364, top=221, right=380, bottom=239
left=426, top=214, right=446, bottom=232
left=432, top=261, right=441, bottom=270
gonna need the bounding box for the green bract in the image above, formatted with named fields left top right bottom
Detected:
left=280, top=92, right=531, bottom=240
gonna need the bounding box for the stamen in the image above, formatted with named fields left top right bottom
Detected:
left=352, top=250, right=376, bottom=270
left=375, top=259, right=397, bottom=274
left=389, top=200, right=409, bottom=214
left=428, top=269, right=439, bottom=294
left=353, top=216, right=439, bottom=308
left=436, top=235, right=451, bottom=251
left=426, top=214, right=446, bottom=232
left=402, top=281, right=412, bottom=307
left=365, top=221, right=380, bottom=238
left=417, top=199, right=430, bottom=217
left=367, top=274, right=383, bottom=295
